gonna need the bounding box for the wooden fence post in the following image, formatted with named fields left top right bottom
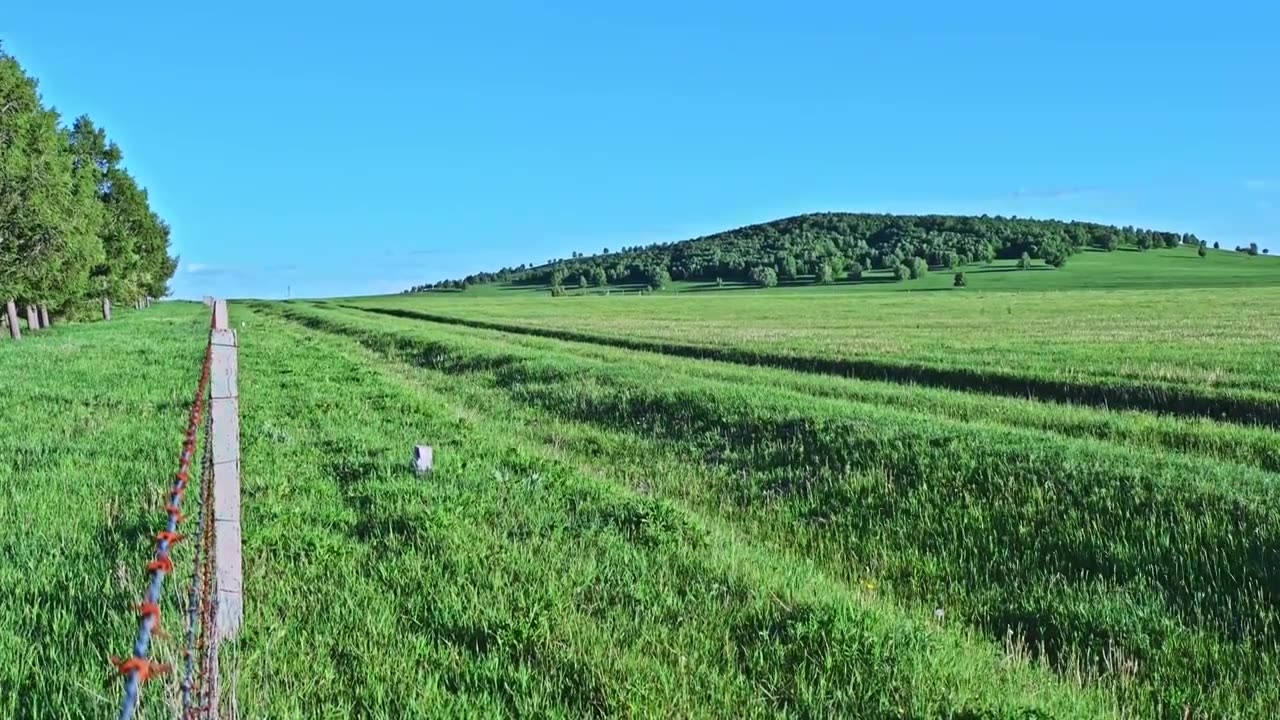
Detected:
left=102, top=297, right=112, bottom=321
left=4, top=299, right=19, bottom=340
left=210, top=299, right=243, bottom=643
left=39, top=305, right=50, bottom=328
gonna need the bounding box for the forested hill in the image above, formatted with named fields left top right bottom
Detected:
left=409, top=213, right=1217, bottom=292
left=1, top=45, right=175, bottom=322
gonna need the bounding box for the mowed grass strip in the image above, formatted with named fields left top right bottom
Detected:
left=229, top=305, right=1112, bottom=718
left=267, top=301, right=1280, bottom=717
left=0, top=303, right=208, bottom=720
left=308, top=302, right=1280, bottom=473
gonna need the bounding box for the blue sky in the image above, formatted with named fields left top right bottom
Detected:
left=4, top=1, right=1277, bottom=298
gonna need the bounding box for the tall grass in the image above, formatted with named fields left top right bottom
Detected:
left=0, top=305, right=207, bottom=719
left=228, top=306, right=1113, bottom=718
left=270, top=301, right=1280, bottom=717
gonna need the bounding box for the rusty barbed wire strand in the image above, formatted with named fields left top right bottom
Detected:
left=114, top=314, right=214, bottom=720
left=180, top=397, right=214, bottom=717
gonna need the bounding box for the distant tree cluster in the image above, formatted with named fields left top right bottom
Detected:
left=405, top=212, right=1205, bottom=295
left=0, top=46, right=176, bottom=325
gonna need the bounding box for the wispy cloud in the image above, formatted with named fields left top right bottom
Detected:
left=1009, top=186, right=1102, bottom=201
left=183, top=261, right=237, bottom=276
left=1244, top=179, right=1276, bottom=192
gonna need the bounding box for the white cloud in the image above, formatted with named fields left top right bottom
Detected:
left=183, top=261, right=237, bottom=276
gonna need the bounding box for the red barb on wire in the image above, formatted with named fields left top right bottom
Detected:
left=165, top=505, right=185, bottom=523
left=156, top=531, right=185, bottom=546
left=147, top=556, right=174, bottom=574
left=136, top=602, right=169, bottom=638
left=112, top=655, right=171, bottom=684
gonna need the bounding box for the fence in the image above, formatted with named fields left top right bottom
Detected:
left=112, top=299, right=242, bottom=720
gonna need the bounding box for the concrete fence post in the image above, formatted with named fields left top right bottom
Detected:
left=102, top=297, right=112, bottom=321
left=210, top=300, right=242, bottom=643
left=5, top=299, right=19, bottom=340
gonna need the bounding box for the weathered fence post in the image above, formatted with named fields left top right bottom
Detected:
left=210, top=299, right=242, bottom=643
left=25, top=305, right=39, bottom=331
left=39, top=305, right=50, bottom=328
left=5, top=299, right=19, bottom=340
left=102, top=296, right=112, bottom=321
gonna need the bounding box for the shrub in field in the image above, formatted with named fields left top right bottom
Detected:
left=846, top=262, right=863, bottom=281
left=954, top=272, right=967, bottom=287
left=550, top=285, right=566, bottom=297
left=1019, top=251, right=1032, bottom=270
left=1199, top=244, right=1207, bottom=258
left=893, top=263, right=911, bottom=281
left=815, top=263, right=834, bottom=285
left=909, top=257, right=928, bottom=279
left=1042, top=243, right=1069, bottom=268
left=749, top=266, right=778, bottom=288
left=643, top=266, right=671, bottom=289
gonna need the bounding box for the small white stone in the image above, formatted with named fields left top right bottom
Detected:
left=413, top=445, right=434, bottom=474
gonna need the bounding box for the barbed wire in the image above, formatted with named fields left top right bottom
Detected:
left=113, top=328, right=214, bottom=720
left=180, top=397, right=215, bottom=718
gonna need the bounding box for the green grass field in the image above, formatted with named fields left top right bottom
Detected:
left=4, top=248, right=1280, bottom=718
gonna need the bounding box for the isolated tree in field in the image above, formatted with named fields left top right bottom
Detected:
left=1249, top=243, right=1260, bottom=256
left=1198, top=244, right=1207, bottom=258
left=1041, top=242, right=1069, bottom=268
left=1018, top=251, right=1032, bottom=270
left=893, top=263, right=911, bottom=281
left=1213, top=241, right=1220, bottom=249
left=909, top=257, right=928, bottom=279
left=643, top=266, right=671, bottom=290
left=846, top=261, right=863, bottom=281
left=549, top=285, right=566, bottom=297
left=749, top=266, right=778, bottom=288
left=1098, top=232, right=1119, bottom=252
left=954, top=272, right=967, bottom=287
left=815, top=263, right=834, bottom=284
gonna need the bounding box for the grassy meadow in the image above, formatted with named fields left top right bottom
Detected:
left=3, top=247, right=1280, bottom=718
